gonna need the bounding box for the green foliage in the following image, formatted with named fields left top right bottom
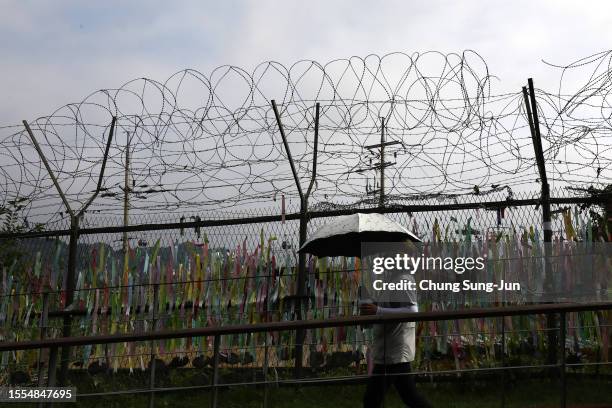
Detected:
left=580, top=184, right=612, bottom=241
left=0, top=197, right=45, bottom=272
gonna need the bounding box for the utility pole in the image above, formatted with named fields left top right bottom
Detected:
left=358, top=116, right=399, bottom=207
left=379, top=117, right=385, bottom=207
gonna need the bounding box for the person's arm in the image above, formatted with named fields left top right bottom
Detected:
left=376, top=303, right=418, bottom=315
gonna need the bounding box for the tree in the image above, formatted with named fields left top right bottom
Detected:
left=0, top=198, right=45, bottom=274
left=581, top=185, right=612, bottom=241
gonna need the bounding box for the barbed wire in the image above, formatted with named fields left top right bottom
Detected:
left=0, top=50, right=611, bottom=225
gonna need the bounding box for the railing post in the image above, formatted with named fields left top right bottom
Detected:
left=149, top=283, right=159, bottom=408
left=263, top=332, right=269, bottom=408
left=37, top=293, right=49, bottom=408
left=210, top=334, right=221, bottom=408
left=501, top=316, right=506, bottom=408
left=263, top=265, right=270, bottom=408
left=37, top=293, right=49, bottom=386
left=44, top=347, right=58, bottom=408
left=560, top=311, right=566, bottom=408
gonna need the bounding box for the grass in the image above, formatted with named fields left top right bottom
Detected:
left=2, top=372, right=610, bottom=407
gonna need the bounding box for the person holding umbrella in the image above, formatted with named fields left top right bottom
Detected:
left=359, top=269, right=432, bottom=408
left=299, top=213, right=431, bottom=408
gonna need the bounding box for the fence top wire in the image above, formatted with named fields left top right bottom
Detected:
left=1, top=50, right=611, bottom=226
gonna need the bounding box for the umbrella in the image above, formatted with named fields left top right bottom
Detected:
left=298, top=212, right=421, bottom=257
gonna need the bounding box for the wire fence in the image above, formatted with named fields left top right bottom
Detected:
left=1, top=188, right=611, bottom=407
left=1, top=51, right=612, bottom=226
left=1, top=50, right=612, bottom=407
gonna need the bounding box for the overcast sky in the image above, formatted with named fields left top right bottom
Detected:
left=2, top=0, right=612, bottom=125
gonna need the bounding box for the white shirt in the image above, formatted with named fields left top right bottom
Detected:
left=373, top=274, right=419, bottom=364
left=372, top=303, right=418, bottom=364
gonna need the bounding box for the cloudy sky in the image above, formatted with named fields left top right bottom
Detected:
left=3, top=0, right=612, bottom=226
left=2, top=0, right=612, bottom=125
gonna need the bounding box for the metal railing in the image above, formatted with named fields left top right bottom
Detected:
left=2, top=301, right=611, bottom=408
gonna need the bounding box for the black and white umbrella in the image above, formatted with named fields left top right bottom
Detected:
left=298, top=212, right=421, bottom=257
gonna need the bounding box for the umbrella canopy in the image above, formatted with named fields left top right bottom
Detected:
left=298, top=212, right=421, bottom=257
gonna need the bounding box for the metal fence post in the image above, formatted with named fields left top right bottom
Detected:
left=23, top=117, right=116, bottom=387
left=522, top=81, right=558, bottom=367
left=58, top=215, right=79, bottom=385
left=295, top=203, right=308, bottom=377
left=271, top=101, right=319, bottom=379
